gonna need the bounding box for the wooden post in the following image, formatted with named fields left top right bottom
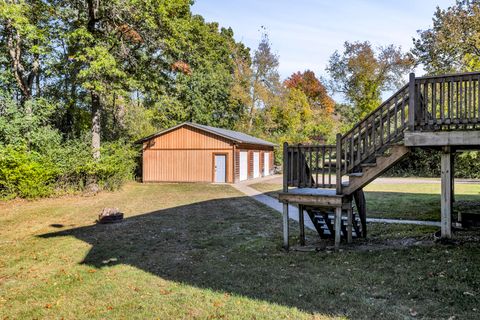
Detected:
left=334, top=207, right=342, bottom=251
left=441, top=147, right=453, bottom=239
left=299, top=204, right=305, bottom=246
left=283, top=142, right=288, bottom=193
left=232, top=144, right=236, bottom=183
left=336, top=133, right=342, bottom=195
left=283, top=203, right=289, bottom=250
left=408, top=72, right=416, bottom=131
left=451, top=152, right=460, bottom=226
left=347, top=205, right=353, bottom=244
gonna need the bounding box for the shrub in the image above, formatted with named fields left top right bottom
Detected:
left=0, top=146, right=57, bottom=199
left=387, top=149, right=480, bottom=179
left=0, top=140, right=137, bottom=200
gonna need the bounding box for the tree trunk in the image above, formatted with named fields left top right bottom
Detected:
left=91, top=91, right=101, bottom=160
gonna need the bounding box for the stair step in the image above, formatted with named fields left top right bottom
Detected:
left=361, top=163, right=377, bottom=167
left=347, top=172, right=363, bottom=177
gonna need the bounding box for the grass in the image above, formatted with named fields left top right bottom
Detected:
left=0, top=182, right=479, bottom=319
left=249, top=180, right=480, bottom=221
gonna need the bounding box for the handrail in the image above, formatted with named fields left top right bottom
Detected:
left=415, top=71, right=480, bottom=80
left=339, top=84, right=410, bottom=175
left=340, top=83, right=409, bottom=139
left=282, top=71, right=480, bottom=194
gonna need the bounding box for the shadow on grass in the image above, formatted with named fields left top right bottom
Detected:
left=250, top=183, right=480, bottom=221
left=39, top=194, right=480, bottom=318
left=41, top=196, right=329, bottom=313
left=366, top=191, right=480, bottom=221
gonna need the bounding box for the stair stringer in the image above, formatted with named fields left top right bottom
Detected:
left=342, top=145, right=410, bottom=195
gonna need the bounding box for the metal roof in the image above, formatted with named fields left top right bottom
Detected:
left=136, top=122, right=277, bottom=147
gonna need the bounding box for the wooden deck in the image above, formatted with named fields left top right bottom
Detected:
left=280, top=72, right=480, bottom=251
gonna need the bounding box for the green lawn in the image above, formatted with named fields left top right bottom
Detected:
left=0, top=182, right=479, bottom=319
left=249, top=181, right=480, bottom=221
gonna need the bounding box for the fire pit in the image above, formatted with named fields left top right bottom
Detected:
left=98, top=208, right=124, bottom=224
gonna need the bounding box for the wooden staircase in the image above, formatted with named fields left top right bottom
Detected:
left=305, top=206, right=363, bottom=239
left=279, top=71, right=480, bottom=250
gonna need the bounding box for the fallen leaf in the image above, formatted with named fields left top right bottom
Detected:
left=159, top=289, right=171, bottom=295
left=409, top=308, right=417, bottom=317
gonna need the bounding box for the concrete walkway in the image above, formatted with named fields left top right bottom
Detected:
left=262, top=175, right=480, bottom=186
left=233, top=178, right=441, bottom=231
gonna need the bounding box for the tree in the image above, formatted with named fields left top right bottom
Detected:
left=0, top=0, right=53, bottom=104
left=249, top=31, right=281, bottom=129
left=413, top=0, right=480, bottom=74
left=284, top=70, right=335, bottom=114
left=326, top=41, right=413, bottom=118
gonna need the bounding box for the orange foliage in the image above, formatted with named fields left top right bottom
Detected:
left=171, top=61, right=192, bottom=75
left=118, top=24, right=143, bottom=43
left=284, top=70, right=335, bottom=114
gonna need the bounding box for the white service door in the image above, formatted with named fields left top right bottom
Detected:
left=239, top=151, right=248, bottom=181
left=253, top=152, right=260, bottom=178
left=214, top=155, right=226, bottom=183
left=264, top=152, right=270, bottom=176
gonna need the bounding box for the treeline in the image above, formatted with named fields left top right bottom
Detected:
left=1, top=0, right=479, bottom=198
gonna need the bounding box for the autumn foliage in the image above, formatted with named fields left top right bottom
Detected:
left=284, top=70, right=335, bottom=114
left=171, top=61, right=192, bottom=75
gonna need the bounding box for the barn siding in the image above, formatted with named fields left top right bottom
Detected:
left=141, top=125, right=274, bottom=183
left=148, top=126, right=232, bottom=149
left=270, top=151, right=274, bottom=173
left=248, top=150, right=253, bottom=179
left=260, top=151, right=264, bottom=176
left=234, top=150, right=240, bottom=182
left=143, top=126, right=234, bottom=183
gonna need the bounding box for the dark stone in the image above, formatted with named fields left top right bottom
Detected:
left=98, top=208, right=124, bottom=224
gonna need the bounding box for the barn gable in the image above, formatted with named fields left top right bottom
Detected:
left=144, top=125, right=233, bottom=150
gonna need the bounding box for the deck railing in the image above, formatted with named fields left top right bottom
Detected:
left=338, top=84, right=409, bottom=175
left=283, top=144, right=337, bottom=190
left=283, top=71, right=480, bottom=194
left=413, top=72, right=480, bottom=130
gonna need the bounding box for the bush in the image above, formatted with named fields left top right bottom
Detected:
left=386, top=149, right=480, bottom=179
left=0, top=146, right=57, bottom=199
left=0, top=96, right=138, bottom=199
left=0, top=140, right=137, bottom=200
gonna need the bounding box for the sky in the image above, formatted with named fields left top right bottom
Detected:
left=192, top=0, right=453, bottom=80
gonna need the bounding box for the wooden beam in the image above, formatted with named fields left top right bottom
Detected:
left=408, top=72, right=416, bottom=131
left=343, top=145, right=410, bottom=195
left=347, top=206, right=353, bottom=244
left=283, top=142, right=288, bottom=192
left=441, top=148, right=453, bottom=239
left=334, top=207, right=342, bottom=251
left=336, top=133, right=343, bottom=195
left=299, top=204, right=305, bottom=246
left=283, top=203, right=289, bottom=250
left=278, top=193, right=344, bottom=207
left=405, top=131, right=480, bottom=147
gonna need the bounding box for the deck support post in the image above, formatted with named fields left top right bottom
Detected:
left=298, top=204, right=305, bottom=246
left=440, top=147, right=453, bottom=239
left=347, top=205, right=353, bottom=244
left=408, top=72, right=416, bottom=131
left=335, top=133, right=342, bottom=195
left=282, top=203, right=289, bottom=250
left=334, top=207, right=342, bottom=251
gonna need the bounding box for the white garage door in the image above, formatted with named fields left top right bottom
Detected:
left=239, top=151, right=248, bottom=181
left=253, top=152, right=260, bottom=178
left=264, top=152, right=270, bottom=176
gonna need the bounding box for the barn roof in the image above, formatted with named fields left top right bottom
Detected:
left=136, top=122, right=277, bottom=147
